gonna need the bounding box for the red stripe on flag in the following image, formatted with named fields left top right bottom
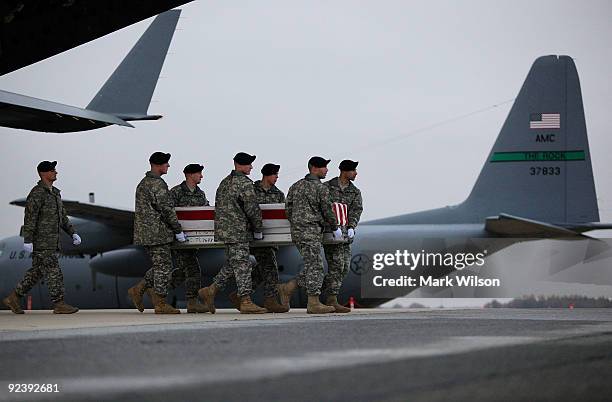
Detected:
left=176, top=210, right=215, bottom=220
left=261, top=209, right=287, bottom=219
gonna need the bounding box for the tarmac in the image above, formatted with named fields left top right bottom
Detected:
left=1, top=308, right=612, bottom=401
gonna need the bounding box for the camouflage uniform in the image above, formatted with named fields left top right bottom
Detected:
left=250, top=180, right=285, bottom=298
left=168, top=181, right=209, bottom=298
left=212, top=171, right=263, bottom=297
left=14, top=181, right=76, bottom=303
left=322, top=177, right=363, bottom=296
left=134, top=171, right=182, bottom=297
left=286, top=174, right=338, bottom=296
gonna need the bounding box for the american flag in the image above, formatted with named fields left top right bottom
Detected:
left=332, top=202, right=348, bottom=226
left=530, top=113, right=560, bottom=129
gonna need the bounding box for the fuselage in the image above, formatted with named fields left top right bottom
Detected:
left=0, top=222, right=500, bottom=309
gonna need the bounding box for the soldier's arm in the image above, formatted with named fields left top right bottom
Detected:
left=60, top=203, right=76, bottom=236
left=153, top=186, right=182, bottom=234
left=22, top=191, right=42, bottom=243
left=169, top=186, right=180, bottom=207
left=285, top=188, right=294, bottom=223
left=278, top=191, right=286, bottom=204
left=204, top=192, right=210, bottom=207
left=348, top=189, right=363, bottom=229
left=319, top=185, right=338, bottom=230
left=241, top=181, right=263, bottom=232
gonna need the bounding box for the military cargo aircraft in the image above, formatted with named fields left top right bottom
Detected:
left=0, top=5, right=187, bottom=132
left=1, top=55, right=610, bottom=309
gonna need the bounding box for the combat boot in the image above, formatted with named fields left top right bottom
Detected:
left=53, top=301, right=79, bottom=314
left=228, top=291, right=241, bottom=311
left=306, top=295, right=335, bottom=314
left=325, top=295, right=351, bottom=313
left=154, top=295, right=180, bottom=314
left=263, top=296, right=289, bottom=313
left=3, top=291, right=24, bottom=314
left=198, top=284, right=218, bottom=314
left=277, top=279, right=298, bottom=308
left=239, top=295, right=267, bottom=314
left=127, top=280, right=146, bottom=312
left=186, top=298, right=209, bottom=313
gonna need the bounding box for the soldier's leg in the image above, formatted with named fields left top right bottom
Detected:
left=180, top=250, right=202, bottom=299
left=295, top=242, right=324, bottom=296
left=148, top=244, right=173, bottom=297
left=35, top=251, right=65, bottom=304
left=339, top=243, right=352, bottom=291
left=227, top=242, right=252, bottom=297
left=212, top=260, right=233, bottom=292
left=251, top=247, right=279, bottom=298
left=142, top=268, right=155, bottom=293
left=322, top=243, right=345, bottom=297
left=249, top=247, right=264, bottom=291
left=170, top=249, right=187, bottom=291
left=14, top=259, right=44, bottom=298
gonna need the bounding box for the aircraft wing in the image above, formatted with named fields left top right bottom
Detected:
left=485, top=213, right=589, bottom=238
left=0, top=0, right=193, bottom=76
left=10, top=198, right=134, bottom=229
left=0, top=90, right=133, bottom=132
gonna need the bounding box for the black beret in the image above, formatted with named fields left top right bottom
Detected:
left=183, top=164, right=204, bottom=174
left=233, top=152, right=256, bottom=165
left=261, top=163, right=280, bottom=176
left=339, top=159, right=359, bottom=171
left=149, top=152, right=171, bottom=165
left=308, top=156, right=331, bottom=168
left=37, top=161, right=57, bottom=172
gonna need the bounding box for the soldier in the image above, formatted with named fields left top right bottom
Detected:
left=322, top=160, right=363, bottom=313
left=228, top=163, right=289, bottom=313
left=2, top=161, right=81, bottom=314
left=198, top=152, right=267, bottom=314
left=128, top=152, right=187, bottom=314
left=279, top=156, right=343, bottom=314
left=167, top=163, right=209, bottom=313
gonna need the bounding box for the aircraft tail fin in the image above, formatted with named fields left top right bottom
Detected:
left=86, top=10, right=181, bottom=118
left=462, top=55, right=599, bottom=224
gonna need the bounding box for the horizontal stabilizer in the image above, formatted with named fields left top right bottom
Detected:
left=485, top=214, right=588, bottom=238
left=10, top=198, right=133, bottom=229
left=0, top=90, right=133, bottom=133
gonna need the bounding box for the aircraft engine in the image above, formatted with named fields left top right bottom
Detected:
left=89, top=247, right=150, bottom=278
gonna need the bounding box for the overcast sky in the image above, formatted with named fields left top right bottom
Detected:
left=0, top=0, right=611, bottom=240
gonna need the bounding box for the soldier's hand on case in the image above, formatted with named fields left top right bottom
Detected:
left=23, top=243, right=33, bottom=252
left=347, top=228, right=355, bottom=239
left=333, top=228, right=343, bottom=240
left=72, top=233, right=82, bottom=246
left=175, top=232, right=187, bottom=242
left=254, top=232, right=264, bottom=240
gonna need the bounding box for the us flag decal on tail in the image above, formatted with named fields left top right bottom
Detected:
left=332, top=202, right=348, bottom=226
left=530, top=113, right=560, bottom=129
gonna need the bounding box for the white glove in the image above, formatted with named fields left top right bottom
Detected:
left=72, top=233, right=82, bottom=246
left=23, top=243, right=33, bottom=253
left=347, top=228, right=355, bottom=239
left=254, top=232, right=264, bottom=240
left=332, top=228, right=343, bottom=240
left=175, top=232, right=187, bottom=242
